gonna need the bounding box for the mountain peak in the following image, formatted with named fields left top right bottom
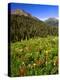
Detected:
left=11, top=9, right=31, bottom=17
left=44, top=17, right=58, bottom=27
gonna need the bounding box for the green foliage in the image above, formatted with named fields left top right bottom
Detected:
left=9, top=36, right=58, bottom=76
left=9, top=14, right=58, bottom=42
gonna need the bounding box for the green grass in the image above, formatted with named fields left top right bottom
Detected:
left=10, top=36, right=58, bottom=77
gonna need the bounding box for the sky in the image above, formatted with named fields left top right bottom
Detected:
left=8, top=3, right=58, bottom=21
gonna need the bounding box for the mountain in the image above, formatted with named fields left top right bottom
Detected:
left=10, top=9, right=41, bottom=21
left=44, top=18, right=58, bottom=27
left=9, top=9, right=58, bottom=42
left=11, top=9, right=32, bottom=17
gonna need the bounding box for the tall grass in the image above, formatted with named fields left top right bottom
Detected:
left=10, top=36, right=58, bottom=77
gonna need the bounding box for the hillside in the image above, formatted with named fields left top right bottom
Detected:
left=8, top=9, right=58, bottom=42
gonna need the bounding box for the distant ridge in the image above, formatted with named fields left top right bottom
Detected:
left=44, top=18, right=58, bottom=27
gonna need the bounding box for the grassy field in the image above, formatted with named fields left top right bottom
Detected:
left=10, top=36, right=58, bottom=77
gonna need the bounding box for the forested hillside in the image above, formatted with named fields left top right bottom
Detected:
left=9, top=10, right=58, bottom=42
